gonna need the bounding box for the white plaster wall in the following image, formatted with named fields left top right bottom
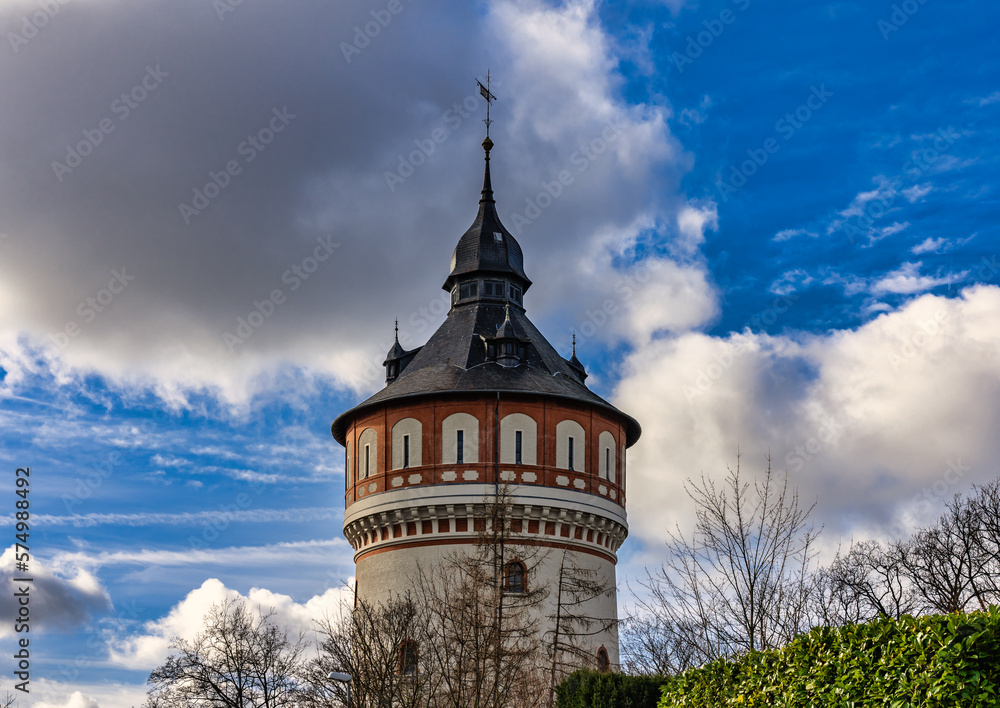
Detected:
left=599, top=431, right=616, bottom=483
left=500, top=413, right=537, bottom=465
left=356, top=542, right=620, bottom=667
left=391, top=417, right=423, bottom=470
left=357, top=427, right=378, bottom=479
left=442, top=412, right=479, bottom=464
left=556, top=419, right=586, bottom=471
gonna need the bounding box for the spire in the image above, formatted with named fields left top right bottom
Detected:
left=480, top=136, right=495, bottom=205
left=568, top=331, right=588, bottom=382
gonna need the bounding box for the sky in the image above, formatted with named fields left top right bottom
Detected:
left=0, top=0, right=998, bottom=704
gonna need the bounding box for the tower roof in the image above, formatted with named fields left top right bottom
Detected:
left=332, top=138, right=640, bottom=447
left=442, top=137, right=531, bottom=294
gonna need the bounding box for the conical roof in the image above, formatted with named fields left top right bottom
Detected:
left=442, top=137, right=531, bottom=293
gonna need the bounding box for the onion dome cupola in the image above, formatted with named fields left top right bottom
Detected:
left=443, top=137, right=531, bottom=310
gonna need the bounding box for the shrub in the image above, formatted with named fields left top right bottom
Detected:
left=556, top=669, right=666, bottom=708
left=657, top=606, right=1000, bottom=707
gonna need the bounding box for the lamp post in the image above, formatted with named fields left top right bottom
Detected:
left=329, top=671, right=352, bottom=707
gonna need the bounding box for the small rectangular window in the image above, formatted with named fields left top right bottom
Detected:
left=509, top=284, right=522, bottom=304
left=403, top=435, right=410, bottom=469
left=459, top=282, right=478, bottom=300
left=605, top=448, right=610, bottom=480
left=484, top=280, right=505, bottom=297
left=515, top=430, right=523, bottom=465
left=568, top=437, right=575, bottom=471
left=365, top=444, right=371, bottom=478
left=494, top=231, right=503, bottom=244
left=457, top=430, right=464, bottom=465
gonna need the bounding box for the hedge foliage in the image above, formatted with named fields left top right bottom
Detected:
left=657, top=606, right=1000, bottom=707
left=556, top=669, right=666, bottom=708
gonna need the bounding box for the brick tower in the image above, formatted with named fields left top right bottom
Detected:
left=331, top=135, right=641, bottom=670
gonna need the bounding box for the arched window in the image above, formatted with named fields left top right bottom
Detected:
left=599, top=431, right=616, bottom=482
left=597, top=646, right=610, bottom=673
left=398, top=640, right=418, bottom=675
left=556, top=420, right=586, bottom=472
left=357, top=427, right=378, bottom=479
left=504, top=560, right=527, bottom=594
left=391, top=418, right=422, bottom=470
left=442, top=413, right=479, bottom=465
left=500, top=413, right=537, bottom=465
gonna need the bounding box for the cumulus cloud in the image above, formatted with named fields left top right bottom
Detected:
left=0, top=547, right=112, bottom=637
left=614, top=285, right=1000, bottom=548
left=108, top=577, right=353, bottom=670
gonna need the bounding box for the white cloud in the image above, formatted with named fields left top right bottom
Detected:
left=614, top=286, right=1000, bottom=548
left=911, top=236, right=948, bottom=254
left=0, top=547, right=112, bottom=637
left=773, top=228, right=817, bottom=242
left=674, top=202, right=718, bottom=256
left=108, top=577, right=353, bottom=670
left=872, top=261, right=967, bottom=295
left=902, top=183, right=933, bottom=202
left=770, top=269, right=814, bottom=296
left=34, top=691, right=101, bottom=708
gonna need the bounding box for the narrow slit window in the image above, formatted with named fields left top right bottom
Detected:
left=515, top=430, right=523, bottom=465
left=456, top=430, right=464, bottom=465
left=364, top=444, right=371, bottom=479
left=568, top=437, right=575, bottom=471
left=605, top=448, right=610, bottom=480
left=403, top=434, right=410, bottom=469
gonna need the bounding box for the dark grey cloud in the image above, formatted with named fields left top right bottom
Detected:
left=0, top=0, right=694, bottom=401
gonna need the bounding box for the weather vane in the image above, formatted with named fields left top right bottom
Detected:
left=476, top=70, right=497, bottom=138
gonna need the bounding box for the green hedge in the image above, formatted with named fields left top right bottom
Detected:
left=658, top=606, right=1000, bottom=707
left=556, top=670, right=666, bottom=708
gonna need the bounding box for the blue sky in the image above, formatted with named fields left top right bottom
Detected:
left=1, top=0, right=998, bottom=705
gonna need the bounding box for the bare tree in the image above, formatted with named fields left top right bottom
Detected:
left=818, top=540, right=914, bottom=624
left=902, top=491, right=998, bottom=614
left=619, top=605, right=701, bottom=677
left=546, top=549, right=617, bottom=704
left=413, top=485, right=548, bottom=708
left=302, top=595, right=433, bottom=708
left=643, top=452, right=819, bottom=664
left=144, top=597, right=306, bottom=708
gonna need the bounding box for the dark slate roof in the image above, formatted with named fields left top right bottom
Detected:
left=332, top=300, right=641, bottom=446
left=442, top=137, right=531, bottom=293
left=332, top=138, right=640, bottom=448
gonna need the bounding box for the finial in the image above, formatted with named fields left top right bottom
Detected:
left=394, top=318, right=399, bottom=342
left=572, top=331, right=577, bottom=357
left=476, top=70, right=497, bottom=139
